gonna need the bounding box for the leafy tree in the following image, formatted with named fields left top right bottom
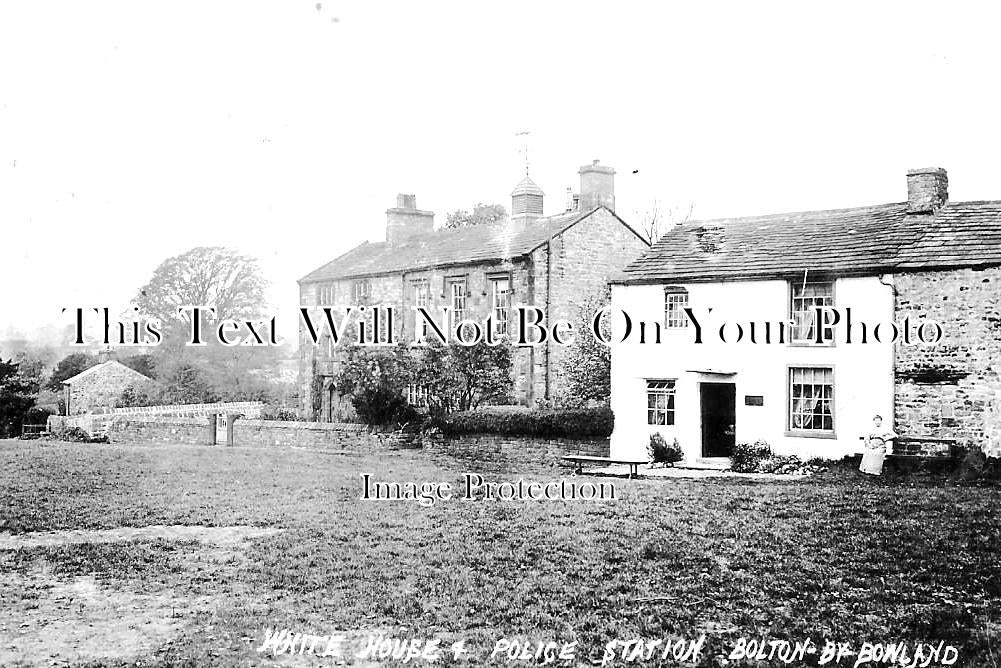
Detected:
left=116, top=353, right=157, bottom=378
left=0, top=359, right=37, bottom=437
left=334, top=343, right=415, bottom=426
left=133, top=246, right=269, bottom=332
left=156, top=360, right=219, bottom=404
left=116, top=383, right=164, bottom=408
left=413, top=341, right=513, bottom=414
left=45, top=352, right=98, bottom=392
left=444, top=203, right=507, bottom=229
left=559, top=289, right=612, bottom=406
left=131, top=246, right=277, bottom=403
left=13, top=351, right=47, bottom=393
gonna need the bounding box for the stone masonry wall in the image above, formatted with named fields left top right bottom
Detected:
left=894, top=267, right=1001, bottom=456
left=297, top=207, right=647, bottom=413
left=105, top=415, right=606, bottom=469
left=299, top=259, right=535, bottom=417
left=108, top=416, right=417, bottom=449
left=298, top=273, right=403, bottom=420
left=546, top=208, right=649, bottom=402
left=66, top=363, right=159, bottom=416
left=424, top=433, right=609, bottom=470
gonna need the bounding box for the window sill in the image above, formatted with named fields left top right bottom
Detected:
left=784, top=430, right=837, bottom=440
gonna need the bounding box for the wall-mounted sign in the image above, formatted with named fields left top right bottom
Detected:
left=744, top=395, right=764, bottom=406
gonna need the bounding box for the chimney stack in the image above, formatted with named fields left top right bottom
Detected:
left=386, top=193, right=434, bottom=244
left=906, top=168, right=948, bottom=213
left=579, top=159, right=615, bottom=212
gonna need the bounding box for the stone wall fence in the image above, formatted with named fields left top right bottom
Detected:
left=96, top=414, right=607, bottom=469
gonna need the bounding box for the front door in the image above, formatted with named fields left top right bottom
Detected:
left=700, top=382, right=736, bottom=457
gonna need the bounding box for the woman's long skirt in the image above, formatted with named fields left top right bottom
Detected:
left=859, top=444, right=886, bottom=475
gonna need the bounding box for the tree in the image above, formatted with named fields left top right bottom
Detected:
left=0, top=359, right=37, bottom=437
left=131, top=246, right=276, bottom=404
left=133, top=246, right=269, bottom=330
left=334, top=343, right=416, bottom=426
left=412, top=341, right=513, bottom=414
left=445, top=203, right=507, bottom=229
left=641, top=200, right=695, bottom=244
left=46, top=352, right=98, bottom=392
left=116, top=353, right=157, bottom=378
left=155, top=359, right=219, bottom=404
left=559, top=289, right=612, bottom=407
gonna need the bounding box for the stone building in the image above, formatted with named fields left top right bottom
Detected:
left=62, top=360, right=159, bottom=416
left=609, top=167, right=1001, bottom=462
left=298, top=160, right=650, bottom=420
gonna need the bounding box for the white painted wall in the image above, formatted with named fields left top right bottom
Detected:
left=609, top=276, right=895, bottom=461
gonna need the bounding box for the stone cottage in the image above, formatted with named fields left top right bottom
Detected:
left=298, top=160, right=650, bottom=420
left=62, top=360, right=159, bottom=416
left=609, top=167, right=1001, bottom=462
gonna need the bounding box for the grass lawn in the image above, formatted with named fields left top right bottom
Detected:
left=0, top=439, right=999, bottom=666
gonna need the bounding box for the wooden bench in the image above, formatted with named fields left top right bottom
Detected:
left=562, top=455, right=647, bottom=479
left=20, top=424, right=48, bottom=440
left=859, top=436, right=960, bottom=471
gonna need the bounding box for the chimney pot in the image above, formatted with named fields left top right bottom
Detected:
left=907, top=168, right=948, bottom=213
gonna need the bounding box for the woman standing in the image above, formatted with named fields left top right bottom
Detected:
left=860, top=414, right=898, bottom=476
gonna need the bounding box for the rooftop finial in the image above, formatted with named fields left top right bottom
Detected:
left=515, top=129, right=530, bottom=176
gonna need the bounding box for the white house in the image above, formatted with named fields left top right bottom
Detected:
left=608, top=168, right=1001, bottom=462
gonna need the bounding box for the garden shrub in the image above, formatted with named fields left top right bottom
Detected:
left=434, top=406, right=613, bottom=439
left=648, top=433, right=683, bottom=464
left=730, top=439, right=772, bottom=472
left=59, top=426, right=107, bottom=443
left=24, top=406, right=55, bottom=426
left=956, top=446, right=1001, bottom=481
left=261, top=406, right=300, bottom=421
left=755, top=453, right=803, bottom=474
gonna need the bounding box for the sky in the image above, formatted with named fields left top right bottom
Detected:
left=2, top=1, right=1001, bottom=344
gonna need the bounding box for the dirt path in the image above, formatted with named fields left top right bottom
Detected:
left=0, top=524, right=281, bottom=666
left=0, top=524, right=281, bottom=550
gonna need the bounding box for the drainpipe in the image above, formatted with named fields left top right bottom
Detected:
left=546, top=238, right=553, bottom=402
left=879, top=273, right=898, bottom=432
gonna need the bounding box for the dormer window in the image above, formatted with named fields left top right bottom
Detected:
left=790, top=280, right=834, bottom=344
left=664, top=287, right=688, bottom=328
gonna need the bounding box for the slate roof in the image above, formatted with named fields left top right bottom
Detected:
left=301, top=206, right=644, bottom=282
left=613, top=199, right=1001, bottom=284
left=62, top=360, right=151, bottom=385
left=511, top=176, right=545, bottom=197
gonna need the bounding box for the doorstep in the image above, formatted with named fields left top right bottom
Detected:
left=674, top=457, right=732, bottom=471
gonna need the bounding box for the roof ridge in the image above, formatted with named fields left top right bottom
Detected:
left=942, top=199, right=1001, bottom=207
left=298, top=207, right=603, bottom=283
left=679, top=201, right=907, bottom=228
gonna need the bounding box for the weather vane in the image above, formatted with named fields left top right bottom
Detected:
left=515, top=130, right=530, bottom=176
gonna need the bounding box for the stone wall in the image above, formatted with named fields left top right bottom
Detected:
left=894, top=267, right=1001, bottom=456
left=296, top=207, right=647, bottom=414
left=544, top=207, right=649, bottom=402
left=424, top=433, right=610, bottom=469
left=103, top=415, right=607, bottom=468
left=107, top=416, right=417, bottom=449
left=65, top=362, right=160, bottom=416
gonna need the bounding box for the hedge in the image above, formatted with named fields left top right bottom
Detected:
left=433, top=406, right=613, bottom=439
